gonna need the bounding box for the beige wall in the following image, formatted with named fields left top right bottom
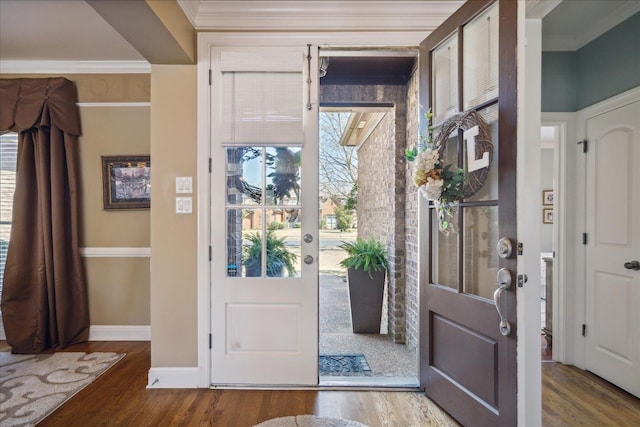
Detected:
left=149, top=65, right=198, bottom=367
left=1, top=73, right=151, bottom=327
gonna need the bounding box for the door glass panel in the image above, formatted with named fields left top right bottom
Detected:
left=266, top=147, right=301, bottom=206
left=227, top=147, right=262, bottom=205
left=266, top=209, right=300, bottom=277
left=440, top=130, right=458, bottom=166
left=432, top=32, right=459, bottom=126
left=226, top=208, right=262, bottom=277
left=462, top=2, right=499, bottom=110
left=463, top=206, right=499, bottom=299
left=431, top=208, right=459, bottom=289
left=226, top=146, right=302, bottom=279
left=464, top=104, right=499, bottom=202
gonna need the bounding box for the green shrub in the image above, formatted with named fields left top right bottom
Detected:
left=335, top=205, right=354, bottom=232
left=339, top=238, right=388, bottom=275
left=243, top=230, right=297, bottom=277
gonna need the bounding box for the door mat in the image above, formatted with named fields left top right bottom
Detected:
left=319, top=354, right=372, bottom=376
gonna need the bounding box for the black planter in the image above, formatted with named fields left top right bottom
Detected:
left=347, top=267, right=386, bottom=333
left=244, top=260, right=284, bottom=277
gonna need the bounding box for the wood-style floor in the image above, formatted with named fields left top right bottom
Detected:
left=8, top=341, right=640, bottom=426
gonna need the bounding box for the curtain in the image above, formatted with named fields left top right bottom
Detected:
left=0, top=78, right=89, bottom=353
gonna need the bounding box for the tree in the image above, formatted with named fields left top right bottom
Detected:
left=319, top=112, right=358, bottom=200
left=335, top=204, right=354, bottom=232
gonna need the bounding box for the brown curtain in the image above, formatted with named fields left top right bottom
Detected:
left=0, top=78, right=89, bottom=353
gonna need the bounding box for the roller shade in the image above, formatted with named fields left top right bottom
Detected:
left=463, top=2, right=499, bottom=110
left=213, top=48, right=305, bottom=146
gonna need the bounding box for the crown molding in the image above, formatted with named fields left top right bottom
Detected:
left=525, top=0, right=562, bottom=20
left=181, top=0, right=463, bottom=31
left=0, top=61, right=151, bottom=74
left=542, top=0, right=640, bottom=52
left=571, top=1, right=640, bottom=50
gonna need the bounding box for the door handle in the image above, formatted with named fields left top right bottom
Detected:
left=304, top=255, right=314, bottom=264
left=624, top=260, right=640, bottom=271
left=493, top=268, right=512, bottom=336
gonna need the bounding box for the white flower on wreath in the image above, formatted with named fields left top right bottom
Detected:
left=423, top=177, right=444, bottom=200
left=417, top=148, right=439, bottom=172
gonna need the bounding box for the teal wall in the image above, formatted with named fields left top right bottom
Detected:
left=541, top=51, right=577, bottom=111
left=542, top=12, right=640, bottom=112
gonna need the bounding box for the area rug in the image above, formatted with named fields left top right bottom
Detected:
left=0, top=351, right=125, bottom=426
left=319, top=354, right=371, bottom=376
left=255, top=415, right=368, bottom=427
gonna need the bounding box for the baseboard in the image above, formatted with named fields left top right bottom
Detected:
left=0, top=324, right=148, bottom=344
left=89, top=325, right=151, bottom=341
left=147, top=367, right=200, bottom=388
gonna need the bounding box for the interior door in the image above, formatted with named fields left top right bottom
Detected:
left=585, top=100, right=640, bottom=397
left=209, top=46, right=319, bottom=385
left=418, top=1, right=518, bottom=425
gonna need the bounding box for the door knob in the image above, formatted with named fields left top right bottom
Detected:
left=304, top=255, right=314, bottom=264
left=624, top=260, right=640, bottom=271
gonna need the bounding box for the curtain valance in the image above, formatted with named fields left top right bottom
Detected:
left=0, top=78, right=81, bottom=136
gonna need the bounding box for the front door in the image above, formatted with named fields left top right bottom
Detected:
left=418, top=1, right=518, bottom=425
left=585, top=100, right=640, bottom=397
left=209, top=46, right=319, bottom=385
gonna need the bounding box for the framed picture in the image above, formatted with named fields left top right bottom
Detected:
left=542, top=189, right=554, bottom=206
left=543, top=208, right=553, bottom=224
left=102, top=155, right=151, bottom=210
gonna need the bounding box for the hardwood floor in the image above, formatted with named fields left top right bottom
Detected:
left=6, top=341, right=639, bottom=426
left=35, top=341, right=459, bottom=427
left=542, top=362, right=640, bottom=426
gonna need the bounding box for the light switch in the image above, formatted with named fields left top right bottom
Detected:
left=176, top=177, right=192, bottom=194
left=176, top=197, right=192, bottom=214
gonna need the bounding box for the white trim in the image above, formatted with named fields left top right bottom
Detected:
left=519, top=16, right=543, bottom=427
left=185, top=1, right=463, bottom=32
left=543, top=1, right=640, bottom=52
left=77, top=102, right=151, bottom=108
left=79, top=247, right=151, bottom=258
left=525, top=0, right=562, bottom=20
left=0, top=60, right=151, bottom=74
left=319, top=48, right=418, bottom=57
left=1, top=325, right=150, bottom=343
left=199, top=31, right=436, bottom=48
left=89, top=325, right=151, bottom=341
left=147, top=367, right=200, bottom=389
left=196, top=34, right=213, bottom=388
left=540, top=112, right=577, bottom=366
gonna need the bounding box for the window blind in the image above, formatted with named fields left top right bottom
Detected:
left=433, top=33, right=459, bottom=125
left=463, top=2, right=499, bottom=110
left=0, top=133, right=18, bottom=301
left=215, top=48, right=305, bottom=146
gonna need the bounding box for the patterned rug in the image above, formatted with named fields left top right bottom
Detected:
left=319, top=354, right=371, bottom=376
left=0, top=351, right=125, bottom=426
left=255, top=415, right=368, bottom=426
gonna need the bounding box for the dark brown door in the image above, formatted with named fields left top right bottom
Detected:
left=418, top=1, right=517, bottom=426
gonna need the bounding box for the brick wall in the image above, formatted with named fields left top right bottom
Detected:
left=404, top=70, right=420, bottom=351
left=320, top=83, right=411, bottom=343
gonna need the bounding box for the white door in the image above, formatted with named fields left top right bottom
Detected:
left=209, top=46, right=319, bottom=385
left=585, top=100, right=640, bottom=397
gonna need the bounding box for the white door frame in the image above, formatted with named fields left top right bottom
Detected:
left=196, top=30, right=441, bottom=388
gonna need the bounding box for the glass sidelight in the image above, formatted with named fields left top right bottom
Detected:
left=225, top=146, right=302, bottom=278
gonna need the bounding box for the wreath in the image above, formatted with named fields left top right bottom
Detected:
left=406, top=109, right=494, bottom=234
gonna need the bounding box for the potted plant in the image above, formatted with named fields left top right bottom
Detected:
left=243, top=230, right=297, bottom=277
left=339, top=237, right=388, bottom=333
